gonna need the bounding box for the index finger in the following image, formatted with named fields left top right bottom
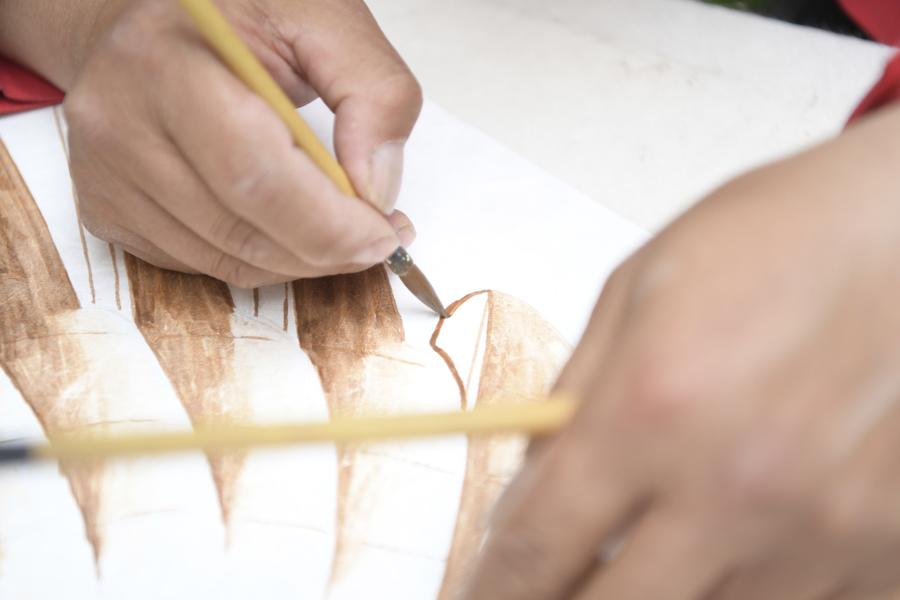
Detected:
left=465, top=386, right=643, bottom=600
left=465, top=275, right=643, bottom=599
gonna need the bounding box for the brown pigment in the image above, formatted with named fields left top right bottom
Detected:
left=107, top=242, right=121, bottom=310
left=294, top=266, right=403, bottom=586
left=124, top=254, right=247, bottom=525
left=51, top=105, right=95, bottom=305
left=0, top=140, right=106, bottom=562
left=432, top=291, right=570, bottom=599
left=429, top=290, right=490, bottom=409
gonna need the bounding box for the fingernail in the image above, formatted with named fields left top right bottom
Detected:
left=395, top=221, right=416, bottom=248
left=368, top=140, right=405, bottom=214
left=355, top=234, right=400, bottom=264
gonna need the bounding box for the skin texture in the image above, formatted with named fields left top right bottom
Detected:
left=0, top=0, right=419, bottom=286
left=7, top=2, right=900, bottom=598
left=465, top=103, right=900, bottom=600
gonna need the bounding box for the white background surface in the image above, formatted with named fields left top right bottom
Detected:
left=367, top=0, right=894, bottom=230
left=0, top=96, right=646, bottom=600
left=1, top=3, right=894, bottom=597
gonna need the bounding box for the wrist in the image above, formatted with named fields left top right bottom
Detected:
left=0, top=0, right=125, bottom=90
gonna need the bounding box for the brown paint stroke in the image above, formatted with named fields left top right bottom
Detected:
left=0, top=140, right=106, bottom=560
left=107, top=242, right=121, bottom=310
left=124, top=255, right=247, bottom=524
left=52, top=105, right=96, bottom=305
left=429, top=290, right=490, bottom=409
left=433, top=291, right=570, bottom=599
left=293, top=266, right=403, bottom=585
left=282, top=282, right=289, bottom=331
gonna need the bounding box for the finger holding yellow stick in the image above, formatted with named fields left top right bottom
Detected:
left=177, top=0, right=448, bottom=316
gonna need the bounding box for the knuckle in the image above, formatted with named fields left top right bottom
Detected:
left=212, top=215, right=270, bottom=265
left=227, top=160, right=278, bottom=207
left=209, top=253, right=258, bottom=289
left=300, top=249, right=332, bottom=269
left=64, top=10, right=171, bottom=144
left=620, top=346, right=709, bottom=426
left=103, top=9, right=168, bottom=76
left=628, top=243, right=682, bottom=297
left=64, top=93, right=111, bottom=147
left=374, top=70, right=423, bottom=117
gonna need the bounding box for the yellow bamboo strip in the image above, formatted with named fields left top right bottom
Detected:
left=177, top=0, right=356, bottom=195
left=34, top=398, right=576, bottom=462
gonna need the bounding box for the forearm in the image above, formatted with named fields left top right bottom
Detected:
left=0, top=0, right=116, bottom=89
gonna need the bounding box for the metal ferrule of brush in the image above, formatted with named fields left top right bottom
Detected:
left=384, top=247, right=414, bottom=277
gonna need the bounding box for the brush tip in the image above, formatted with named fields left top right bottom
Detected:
left=397, top=263, right=447, bottom=318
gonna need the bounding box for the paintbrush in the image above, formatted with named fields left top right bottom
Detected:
left=0, top=398, right=575, bottom=465
left=178, top=0, right=447, bottom=316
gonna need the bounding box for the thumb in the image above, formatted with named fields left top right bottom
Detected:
left=285, top=1, right=422, bottom=213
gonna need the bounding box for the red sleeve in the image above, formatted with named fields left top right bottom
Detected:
left=0, top=56, right=64, bottom=116
left=840, top=0, right=900, bottom=45
left=840, top=0, right=900, bottom=122
left=847, top=53, right=900, bottom=122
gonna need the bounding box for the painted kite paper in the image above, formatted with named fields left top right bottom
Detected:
left=0, top=101, right=645, bottom=599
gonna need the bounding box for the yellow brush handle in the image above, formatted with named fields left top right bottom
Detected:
left=178, top=0, right=356, bottom=196
left=38, top=399, right=576, bottom=461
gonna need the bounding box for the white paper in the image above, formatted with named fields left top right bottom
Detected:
left=0, top=99, right=645, bottom=599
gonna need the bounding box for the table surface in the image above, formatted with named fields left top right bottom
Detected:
left=366, top=0, right=893, bottom=231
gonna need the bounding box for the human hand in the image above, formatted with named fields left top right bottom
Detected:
left=466, top=103, right=900, bottom=600
left=0, top=0, right=420, bottom=286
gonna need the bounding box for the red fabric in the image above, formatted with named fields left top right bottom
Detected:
left=840, top=0, right=900, bottom=45
left=0, top=56, right=63, bottom=115
left=847, top=53, right=900, bottom=121
left=841, top=0, right=900, bottom=121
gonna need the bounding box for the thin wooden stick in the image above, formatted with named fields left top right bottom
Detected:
left=0, top=398, right=575, bottom=464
